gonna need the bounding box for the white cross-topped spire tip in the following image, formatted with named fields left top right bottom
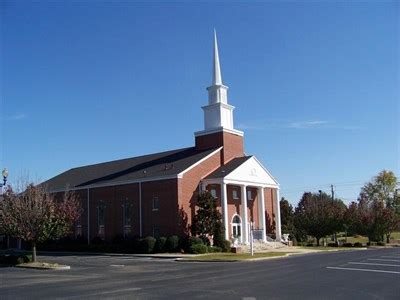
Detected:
left=212, top=29, right=223, bottom=85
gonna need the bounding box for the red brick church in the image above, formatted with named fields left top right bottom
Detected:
left=42, top=33, right=282, bottom=245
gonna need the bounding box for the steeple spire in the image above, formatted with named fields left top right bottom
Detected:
left=212, top=29, right=222, bottom=85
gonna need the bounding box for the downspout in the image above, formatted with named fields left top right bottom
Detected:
left=87, top=188, right=90, bottom=245
left=139, top=182, right=142, bottom=237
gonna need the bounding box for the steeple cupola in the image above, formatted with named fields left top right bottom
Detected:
left=195, top=31, right=244, bottom=163
left=197, top=31, right=243, bottom=134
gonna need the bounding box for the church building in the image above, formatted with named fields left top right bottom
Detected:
left=42, top=33, right=282, bottom=245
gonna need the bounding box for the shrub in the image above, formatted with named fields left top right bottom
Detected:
left=166, top=235, right=179, bottom=252
left=220, top=240, right=231, bottom=252
left=327, top=243, right=338, bottom=247
left=190, top=244, right=207, bottom=254
left=343, top=242, right=353, bottom=247
left=377, top=242, right=386, bottom=246
left=189, top=236, right=204, bottom=246
left=354, top=242, right=363, bottom=247
left=140, top=236, right=156, bottom=254
left=91, top=236, right=104, bottom=245
left=207, top=246, right=222, bottom=253
left=306, top=243, right=314, bottom=247
left=112, top=235, right=126, bottom=244
left=200, top=235, right=211, bottom=246
left=154, top=237, right=167, bottom=253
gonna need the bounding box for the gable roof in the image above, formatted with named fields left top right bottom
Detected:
left=41, top=147, right=220, bottom=192
left=204, top=156, right=279, bottom=186
left=205, top=156, right=252, bottom=179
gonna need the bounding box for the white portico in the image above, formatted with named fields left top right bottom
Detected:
left=202, top=156, right=281, bottom=244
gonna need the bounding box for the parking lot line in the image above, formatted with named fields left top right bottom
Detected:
left=327, top=266, right=400, bottom=274
left=368, top=258, right=400, bottom=262
left=380, top=256, right=400, bottom=259
left=348, top=262, right=400, bottom=267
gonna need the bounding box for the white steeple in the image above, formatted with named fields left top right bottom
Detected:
left=212, top=29, right=222, bottom=85
left=195, top=31, right=243, bottom=137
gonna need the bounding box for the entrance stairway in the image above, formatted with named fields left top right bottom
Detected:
left=243, top=241, right=288, bottom=253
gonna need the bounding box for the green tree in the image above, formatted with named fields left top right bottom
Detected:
left=191, top=191, right=224, bottom=247
left=355, top=170, right=399, bottom=242
left=0, top=184, right=81, bottom=262
left=280, top=197, right=295, bottom=236
left=294, top=192, right=346, bottom=246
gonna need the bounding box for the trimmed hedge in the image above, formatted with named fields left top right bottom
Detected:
left=190, top=244, right=207, bottom=254
left=140, top=236, right=156, bottom=254
left=207, top=246, right=222, bottom=253
left=220, top=240, right=231, bottom=252
left=166, top=236, right=179, bottom=252
left=154, top=237, right=167, bottom=253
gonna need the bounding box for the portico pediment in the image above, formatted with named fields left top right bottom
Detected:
left=224, top=156, right=279, bottom=187
left=204, top=155, right=279, bottom=187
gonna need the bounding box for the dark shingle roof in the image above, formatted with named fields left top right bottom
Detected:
left=205, top=156, right=252, bottom=179
left=41, top=147, right=219, bottom=191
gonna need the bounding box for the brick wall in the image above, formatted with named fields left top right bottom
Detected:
left=178, top=149, right=222, bottom=235
left=195, top=131, right=244, bottom=164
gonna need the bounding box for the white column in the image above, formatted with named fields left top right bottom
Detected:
left=221, top=182, right=229, bottom=240
left=241, top=184, right=249, bottom=244
left=274, top=188, right=282, bottom=241
left=258, top=186, right=267, bottom=242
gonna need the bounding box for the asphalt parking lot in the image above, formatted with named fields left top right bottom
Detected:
left=0, top=248, right=399, bottom=299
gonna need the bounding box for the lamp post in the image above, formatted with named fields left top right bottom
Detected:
left=0, top=168, right=9, bottom=192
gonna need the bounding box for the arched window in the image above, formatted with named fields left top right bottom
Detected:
left=231, top=214, right=242, bottom=238
left=232, top=215, right=241, bottom=224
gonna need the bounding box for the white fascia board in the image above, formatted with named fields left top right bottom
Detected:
left=194, top=127, right=244, bottom=137
left=177, top=147, right=223, bottom=178
left=47, top=174, right=178, bottom=193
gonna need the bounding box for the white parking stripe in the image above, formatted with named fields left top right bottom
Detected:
left=368, top=258, right=400, bottom=262
left=348, top=262, right=400, bottom=267
left=327, top=267, right=400, bottom=274
left=380, top=256, right=400, bottom=258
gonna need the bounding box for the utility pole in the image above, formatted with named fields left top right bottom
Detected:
left=331, top=184, right=337, bottom=244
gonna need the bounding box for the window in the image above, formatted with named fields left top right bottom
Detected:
left=247, top=190, right=253, bottom=201
left=232, top=215, right=242, bottom=238
left=232, top=189, right=239, bottom=200
left=210, top=188, right=217, bottom=198
left=123, top=200, right=132, bottom=238
left=97, top=201, right=106, bottom=238
left=152, top=196, right=160, bottom=211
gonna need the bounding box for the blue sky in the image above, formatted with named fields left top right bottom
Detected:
left=1, top=0, right=399, bottom=205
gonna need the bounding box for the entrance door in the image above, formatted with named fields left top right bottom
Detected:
left=232, top=215, right=242, bottom=240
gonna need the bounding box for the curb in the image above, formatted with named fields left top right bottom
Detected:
left=16, top=264, right=71, bottom=270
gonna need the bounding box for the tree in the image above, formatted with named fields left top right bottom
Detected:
left=294, top=192, right=346, bottom=246
left=280, top=197, right=295, bottom=236
left=356, top=170, right=399, bottom=242
left=191, top=191, right=224, bottom=246
left=0, top=184, right=81, bottom=262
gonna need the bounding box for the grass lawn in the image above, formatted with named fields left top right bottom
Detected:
left=390, top=231, right=400, bottom=239
left=184, top=252, right=290, bottom=261
left=337, top=235, right=368, bottom=244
